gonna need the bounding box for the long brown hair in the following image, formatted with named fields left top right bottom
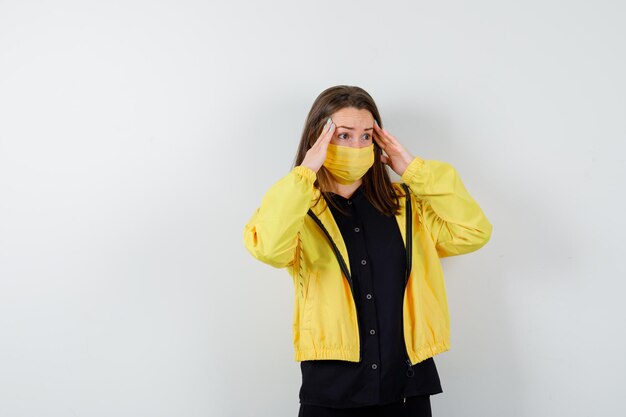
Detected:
left=292, top=85, right=401, bottom=217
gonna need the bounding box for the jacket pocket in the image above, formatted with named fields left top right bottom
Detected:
left=302, top=270, right=318, bottom=331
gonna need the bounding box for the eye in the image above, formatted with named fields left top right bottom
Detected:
left=338, top=133, right=371, bottom=140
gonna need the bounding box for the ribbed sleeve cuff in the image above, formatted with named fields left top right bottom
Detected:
left=401, top=156, right=426, bottom=184
left=292, top=165, right=317, bottom=182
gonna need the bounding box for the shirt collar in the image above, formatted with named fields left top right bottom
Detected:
left=329, top=185, right=364, bottom=204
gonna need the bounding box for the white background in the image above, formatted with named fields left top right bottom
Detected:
left=1, top=1, right=625, bottom=416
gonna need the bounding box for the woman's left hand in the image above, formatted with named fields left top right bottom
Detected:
left=373, top=121, right=414, bottom=177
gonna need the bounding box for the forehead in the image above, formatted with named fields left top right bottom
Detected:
left=331, top=107, right=373, bottom=128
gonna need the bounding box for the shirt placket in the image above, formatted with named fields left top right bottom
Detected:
left=345, top=197, right=382, bottom=404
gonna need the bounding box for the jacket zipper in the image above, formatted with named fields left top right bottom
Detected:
left=401, top=183, right=415, bottom=378
left=401, top=273, right=415, bottom=378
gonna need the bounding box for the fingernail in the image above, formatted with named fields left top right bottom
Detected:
left=326, top=117, right=331, bottom=125
left=374, top=120, right=379, bottom=126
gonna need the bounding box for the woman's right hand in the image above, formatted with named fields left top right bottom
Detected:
left=300, top=117, right=334, bottom=173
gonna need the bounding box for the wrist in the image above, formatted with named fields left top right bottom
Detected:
left=398, top=154, right=414, bottom=177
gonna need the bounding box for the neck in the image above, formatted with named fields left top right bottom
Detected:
left=330, top=179, right=363, bottom=199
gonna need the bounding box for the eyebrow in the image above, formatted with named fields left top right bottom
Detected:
left=336, top=126, right=373, bottom=131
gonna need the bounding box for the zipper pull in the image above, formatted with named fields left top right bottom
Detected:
left=403, top=396, right=407, bottom=403
left=405, top=358, right=415, bottom=378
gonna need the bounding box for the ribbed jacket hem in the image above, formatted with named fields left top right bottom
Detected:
left=294, top=340, right=451, bottom=364
left=409, top=340, right=451, bottom=364
left=294, top=348, right=360, bottom=362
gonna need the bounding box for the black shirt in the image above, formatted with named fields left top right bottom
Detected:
left=298, top=185, right=443, bottom=408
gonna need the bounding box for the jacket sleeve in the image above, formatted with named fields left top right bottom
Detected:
left=401, top=156, right=493, bottom=258
left=243, top=165, right=317, bottom=268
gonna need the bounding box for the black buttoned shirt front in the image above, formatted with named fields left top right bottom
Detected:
left=298, top=185, right=443, bottom=409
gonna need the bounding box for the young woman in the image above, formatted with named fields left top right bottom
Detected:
left=243, top=85, right=493, bottom=417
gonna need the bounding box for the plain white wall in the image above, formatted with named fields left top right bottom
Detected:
left=1, top=1, right=624, bottom=416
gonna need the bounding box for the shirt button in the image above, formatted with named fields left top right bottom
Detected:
left=370, top=329, right=376, bottom=335
left=366, top=293, right=372, bottom=299
left=354, top=227, right=360, bottom=232
left=371, top=363, right=378, bottom=370
left=361, top=259, right=367, bottom=265
left=347, top=200, right=352, bottom=205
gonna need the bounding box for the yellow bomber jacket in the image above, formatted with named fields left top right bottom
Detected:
left=243, top=156, right=493, bottom=365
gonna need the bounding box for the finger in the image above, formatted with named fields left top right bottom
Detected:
left=373, top=122, right=387, bottom=140
left=321, top=120, right=335, bottom=146
left=314, top=118, right=333, bottom=146
left=381, top=127, right=398, bottom=144
left=377, top=126, right=391, bottom=141
left=374, top=122, right=395, bottom=142
left=373, top=129, right=386, bottom=144
left=381, top=154, right=389, bottom=165
left=374, top=121, right=387, bottom=136
left=374, top=121, right=398, bottom=152
left=374, top=129, right=390, bottom=149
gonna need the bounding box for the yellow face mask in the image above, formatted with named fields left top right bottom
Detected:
left=322, top=143, right=375, bottom=185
